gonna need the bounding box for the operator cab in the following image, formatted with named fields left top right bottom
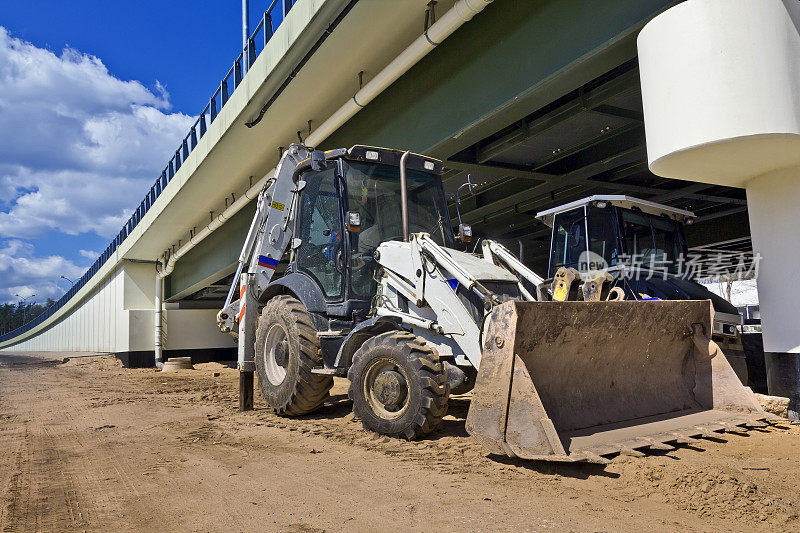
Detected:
left=536, top=195, right=695, bottom=279
left=288, top=146, right=454, bottom=318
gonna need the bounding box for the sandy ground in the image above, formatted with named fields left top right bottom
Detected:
left=0, top=351, right=798, bottom=532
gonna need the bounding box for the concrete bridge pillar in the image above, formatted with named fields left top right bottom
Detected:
left=637, top=0, right=800, bottom=410
left=119, top=261, right=235, bottom=367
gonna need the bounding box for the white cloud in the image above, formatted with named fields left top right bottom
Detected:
left=79, top=249, right=99, bottom=260
left=0, top=240, right=85, bottom=303
left=0, top=167, right=153, bottom=238
left=0, top=27, right=195, bottom=238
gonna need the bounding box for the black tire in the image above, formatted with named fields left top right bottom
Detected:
left=255, top=295, right=332, bottom=415
left=348, top=331, right=449, bottom=439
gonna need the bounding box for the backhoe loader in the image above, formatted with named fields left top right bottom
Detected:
left=535, top=195, right=750, bottom=385
left=217, top=144, right=774, bottom=463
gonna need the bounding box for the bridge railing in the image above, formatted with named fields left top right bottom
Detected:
left=0, top=0, right=298, bottom=344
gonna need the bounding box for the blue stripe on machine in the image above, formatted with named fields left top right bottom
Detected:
left=446, top=279, right=459, bottom=291
left=638, top=293, right=662, bottom=301
left=258, top=255, right=280, bottom=269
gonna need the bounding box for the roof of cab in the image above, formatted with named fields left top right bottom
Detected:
left=535, top=195, right=696, bottom=227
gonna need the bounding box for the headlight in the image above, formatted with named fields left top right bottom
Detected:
left=713, top=321, right=738, bottom=337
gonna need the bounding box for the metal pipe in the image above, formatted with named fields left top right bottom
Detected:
left=154, top=263, right=164, bottom=369
left=400, top=151, right=410, bottom=241
left=157, top=168, right=275, bottom=282
left=304, top=0, right=494, bottom=146
left=224, top=261, right=246, bottom=311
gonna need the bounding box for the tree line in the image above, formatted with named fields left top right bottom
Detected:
left=0, top=300, right=56, bottom=335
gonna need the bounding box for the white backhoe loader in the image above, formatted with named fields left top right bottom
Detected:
left=217, top=144, right=774, bottom=463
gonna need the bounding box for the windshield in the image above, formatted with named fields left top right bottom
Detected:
left=344, top=161, right=453, bottom=299
left=549, top=205, right=686, bottom=277
left=344, top=162, right=454, bottom=250
left=587, top=207, right=620, bottom=269
left=621, top=210, right=685, bottom=274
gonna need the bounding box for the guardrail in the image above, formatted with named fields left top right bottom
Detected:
left=0, top=0, right=297, bottom=344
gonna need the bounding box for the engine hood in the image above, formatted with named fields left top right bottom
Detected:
left=625, top=274, right=739, bottom=317
left=440, top=247, right=518, bottom=283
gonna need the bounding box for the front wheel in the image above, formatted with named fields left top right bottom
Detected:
left=348, top=331, right=449, bottom=439
left=255, top=295, right=332, bottom=415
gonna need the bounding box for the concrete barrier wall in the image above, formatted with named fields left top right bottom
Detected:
left=3, top=261, right=235, bottom=354
left=3, top=265, right=128, bottom=352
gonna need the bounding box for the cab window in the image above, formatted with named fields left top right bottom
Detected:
left=621, top=211, right=683, bottom=273
left=587, top=207, right=619, bottom=268
left=344, top=161, right=453, bottom=300
left=549, top=207, right=587, bottom=277
left=296, top=168, right=343, bottom=299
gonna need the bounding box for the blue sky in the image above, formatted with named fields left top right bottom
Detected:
left=0, top=1, right=290, bottom=304
left=3, top=1, right=286, bottom=112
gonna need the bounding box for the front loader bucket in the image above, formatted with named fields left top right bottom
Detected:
left=465, top=300, right=773, bottom=463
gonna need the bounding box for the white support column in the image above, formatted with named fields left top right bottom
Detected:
left=745, top=168, right=800, bottom=402
left=746, top=167, right=800, bottom=355
left=638, top=0, right=800, bottom=412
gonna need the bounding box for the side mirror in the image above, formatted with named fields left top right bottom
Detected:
left=347, top=211, right=361, bottom=232
left=458, top=223, right=472, bottom=243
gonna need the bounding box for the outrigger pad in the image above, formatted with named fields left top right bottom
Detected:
left=466, top=300, right=770, bottom=462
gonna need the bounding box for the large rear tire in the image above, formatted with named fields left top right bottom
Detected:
left=255, top=295, right=332, bottom=415
left=348, top=331, right=449, bottom=439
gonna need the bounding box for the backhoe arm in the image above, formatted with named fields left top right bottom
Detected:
left=216, top=144, right=313, bottom=336
left=481, top=240, right=545, bottom=301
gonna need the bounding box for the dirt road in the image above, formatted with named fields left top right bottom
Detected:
left=0, top=352, right=798, bottom=532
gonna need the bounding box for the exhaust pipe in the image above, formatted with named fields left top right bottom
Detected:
left=400, top=150, right=410, bottom=242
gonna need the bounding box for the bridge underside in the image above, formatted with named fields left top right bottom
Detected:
left=437, top=60, right=749, bottom=276
left=169, top=0, right=748, bottom=304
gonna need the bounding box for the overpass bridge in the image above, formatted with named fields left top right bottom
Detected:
left=1, top=0, right=798, bottom=402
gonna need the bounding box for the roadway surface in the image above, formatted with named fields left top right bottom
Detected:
left=0, top=351, right=798, bottom=531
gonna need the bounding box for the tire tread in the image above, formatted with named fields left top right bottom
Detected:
left=348, top=331, right=449, bottom=440
left=255, top=295, right=332, bottom=416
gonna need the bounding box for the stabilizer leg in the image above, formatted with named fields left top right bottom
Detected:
left=238, top=272, right=258, bottom=412
left=239, top=370, right=254, bottom=411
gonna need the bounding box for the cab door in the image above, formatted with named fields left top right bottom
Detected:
left=548, top=207, right=588, bottom=277
left=294, top=167, right=345, bottom=301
